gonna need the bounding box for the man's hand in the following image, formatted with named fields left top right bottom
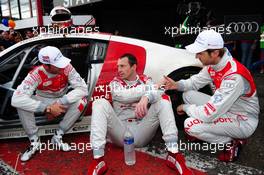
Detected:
left=163, top=76, right=178, bottom=90
left=46, top=112, right=55, bottom=121
left=135, top=96, right=149, bottom=118
left=155, top=78, right=167, bottom=90
left=45, top=102, right=67, bottom=120
left=177, top=104, right=186, bottom=115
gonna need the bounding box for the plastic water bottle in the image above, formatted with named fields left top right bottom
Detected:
left=124, top=126, right=136, bottom=165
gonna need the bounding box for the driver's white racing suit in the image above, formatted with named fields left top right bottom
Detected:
left=90, top=75, right=178, bottom=158
left=11, top=64, right=88, bottom=137
left=179, top=49, right=259, bottom=143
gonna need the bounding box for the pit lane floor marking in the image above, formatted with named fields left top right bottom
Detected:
left=0, top=159, right=19, bottom=175
left=136, top=147, right=264, bottom=175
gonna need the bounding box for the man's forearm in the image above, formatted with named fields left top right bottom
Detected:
left=11, top=94, right=48, bottom=113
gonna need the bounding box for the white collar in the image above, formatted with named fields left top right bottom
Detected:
left=211, top=48, right=233, bottom=71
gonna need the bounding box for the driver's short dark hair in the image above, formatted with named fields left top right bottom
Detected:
left=120, top=53, right=137, bottom=67
left=206, top=48, right=225, bottom=57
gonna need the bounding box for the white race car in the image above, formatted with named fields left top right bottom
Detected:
left=0, top=33, right=209, bottom=139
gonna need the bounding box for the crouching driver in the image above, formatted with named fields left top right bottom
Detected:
left=12, top=46, right=88, bottom=161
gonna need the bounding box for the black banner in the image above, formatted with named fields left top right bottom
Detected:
left=224, top=15, right=262, bottom=41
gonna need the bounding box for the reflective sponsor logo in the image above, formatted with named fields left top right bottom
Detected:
left=43, top=81, right=52, bottom=87
left=185, top=119, right=203, bottom=129
left=206, top=103, right=216, bottom=112
left=42, top=56, right=50, bottom=63
left=222, top=82, right=235, bottom=88
left=224, top=77, right=236, bottom=81
left=204, top=106, right=210, bottom=116
left=24, top=80, right=34, bottom=86
left=209, top=71, right=215, bottom=76
left=226, top=21, right=259, bottom=33
left=23, top=84, right=30, bottom=90
left=214, top=117, right=233, bottom=124
left=213, top=94, right=223, bottom=103
left=54, top=53, right=62, bottom=61
left=45, top=128, right=56, bottom=134
left=0, top=130, right=26, bottom=139
left=30, top=73, right=39, bottom=82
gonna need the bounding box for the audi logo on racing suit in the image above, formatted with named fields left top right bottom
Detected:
left=226, top=21, right=259, bottom=33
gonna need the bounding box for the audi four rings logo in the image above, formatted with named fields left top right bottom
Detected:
left=227, top=21, right=259, bottom=33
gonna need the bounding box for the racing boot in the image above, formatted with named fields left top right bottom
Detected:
left=87, top=157, right=108, bottom=175
left=51, top=130, right=71, bottom=151
left=166, top=152, right=194, bottom=175
left=218, top=139, right=246, bottom=162
left=21, top=135, right=40, bottom=161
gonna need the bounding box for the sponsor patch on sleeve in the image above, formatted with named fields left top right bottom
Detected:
left=212, top=94, right=223, bottom=103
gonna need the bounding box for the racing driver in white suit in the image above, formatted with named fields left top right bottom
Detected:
left=12, top=46, right=88, bottom=161
left=163, top=30, right=259, bottom=162
left=87, top=54, right=193, bottom=175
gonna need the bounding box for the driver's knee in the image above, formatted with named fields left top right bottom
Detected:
left=92, top=98, right=112, bottom=112
left=184, top=117, right=204, bottom=136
